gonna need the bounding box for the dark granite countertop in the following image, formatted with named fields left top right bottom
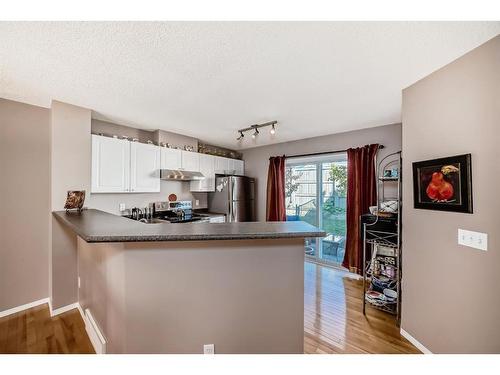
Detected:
left=52, top=209, right=326, bottom=243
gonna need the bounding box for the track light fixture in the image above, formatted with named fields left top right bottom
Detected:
left=236, top=121, right=277, bottom=142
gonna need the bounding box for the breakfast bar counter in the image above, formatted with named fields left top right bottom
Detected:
left=52, top=208, right=325, bottom=242
left=51, top=208, right=325, bottom=354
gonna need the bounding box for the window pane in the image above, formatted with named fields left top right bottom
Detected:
left=285, top=164, right=318, bottom=256
left=320, top=159, right=347, bottom=264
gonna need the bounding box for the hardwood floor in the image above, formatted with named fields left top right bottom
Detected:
left=0, top=303, right=94, bottom=354
left=1, top=262, right=418, bottom=354
left=304, top=261, right=420, bottom=354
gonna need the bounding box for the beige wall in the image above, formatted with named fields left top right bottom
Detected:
left=50, top=100, right=92, bottom=308
left=242, top=123, right=402, bottom=221
left=401, top=35, right=500, bottom=353
left=0, top=99, right=50, bottom=310
left=78, top=237, right=305, bottom=353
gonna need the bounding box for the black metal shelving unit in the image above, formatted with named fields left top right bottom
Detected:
left=362, top=151, right=402, bottom=326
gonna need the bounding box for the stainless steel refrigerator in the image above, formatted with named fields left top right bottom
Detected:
left=208, top=175, right=255, bottom=222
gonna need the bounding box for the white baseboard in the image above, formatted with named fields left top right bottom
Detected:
left=401, top=328, right=432, bottom=354
left=50, top=302, right=81, bottom=317
left=83, top=308, right=107, bottom=354
left=0, top=298, right=50, bottom=318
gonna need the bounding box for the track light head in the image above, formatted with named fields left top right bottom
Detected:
left=252, top=128, right=259, bottom=139
left=270, top=124, right=276, bottom=135
left=236, top=131, right=244, bottom=141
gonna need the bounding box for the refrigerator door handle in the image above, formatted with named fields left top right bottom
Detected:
left=228, top=177, right=234, bottom=222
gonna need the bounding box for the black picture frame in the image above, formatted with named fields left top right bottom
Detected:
left=412, top=154, right=473, bottom=213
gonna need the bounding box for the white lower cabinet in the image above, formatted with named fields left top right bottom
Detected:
left=191, top=153, right=215, bottom=192
left=91, top=134, right=160, bottom=193
left=130, top=142, right=161, bottom=193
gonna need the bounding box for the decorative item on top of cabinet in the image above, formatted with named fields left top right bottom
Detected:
left=198, top=142, right=242, bottom=160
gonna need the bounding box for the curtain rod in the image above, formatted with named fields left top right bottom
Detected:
left=283, top=145, right=384, bottom=160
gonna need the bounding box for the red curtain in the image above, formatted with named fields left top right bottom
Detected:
left=266, top=156, right=287, bottom=221
left=342, top=144, right=379, bottom=274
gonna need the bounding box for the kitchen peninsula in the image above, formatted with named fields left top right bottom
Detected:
left=53, top=209, right=325, bottom=354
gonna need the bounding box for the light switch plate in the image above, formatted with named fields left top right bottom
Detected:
left=119, top=203, right=126, bottom=212
left=458, top=229, right=488, bottom=251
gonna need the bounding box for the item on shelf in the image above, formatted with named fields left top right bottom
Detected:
left=371, top=275, right=396, bottom=292
left=379, top=256, right=395, bottom=265
left=372, top=259, right=381, bottom=277
left=369, top=205, right=378, bottom=214
left=383, top=288, right=398, bottom=302
left=383, top=265, right=396, bottom=278
left=168, top=193, right=177, bottom=202
left=376, top=244, right=395, bottom=257
left=391, top=168, right=399, bottom=178
left=380, top=200, right=398, bottom=213
left=383, top=170, right=392, bottom=177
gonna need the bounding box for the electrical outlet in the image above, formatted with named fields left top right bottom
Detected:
left=119, top=203, right=126, bottom=212
left=458, top=229, right=488, bottom=251
left=195, top=199, right=200, bottom=206
left=203, top=344, right=215, bottom=354
left=78, top=277, right=81, bottom=289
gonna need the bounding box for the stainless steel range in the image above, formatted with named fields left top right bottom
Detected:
left=153, top=201, right=210, bottom=223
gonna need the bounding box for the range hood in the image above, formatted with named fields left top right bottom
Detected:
left=160, top=169, right=205, bottom=181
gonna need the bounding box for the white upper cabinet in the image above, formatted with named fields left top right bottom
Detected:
left=214, top=156, right=245, bottom=175
left=191, top=154, right=215, bottom=192
left=92, top=135, right=130, bottom=193
left=92, top=135, right=160, bottom=193
left=130, top=142, right=161, bottom=193
left=232, top=159, right=245, bottom=175
left=160, top=148, right=182, bottom=170
left=214, top=156, right=230, bottom=174
left=181, top=150, right=200, bottom=171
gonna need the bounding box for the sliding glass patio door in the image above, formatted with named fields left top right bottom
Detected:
left=285, top=153, right=347, bottom=266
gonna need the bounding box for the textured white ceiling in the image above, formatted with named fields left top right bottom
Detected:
left=1, top=22, right=499, bottom=149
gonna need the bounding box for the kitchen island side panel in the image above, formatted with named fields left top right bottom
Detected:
left=77, top=238, right=305, bottom=353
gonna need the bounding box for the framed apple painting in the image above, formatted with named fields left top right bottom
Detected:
left=412, top=154, right=473, bottom=213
